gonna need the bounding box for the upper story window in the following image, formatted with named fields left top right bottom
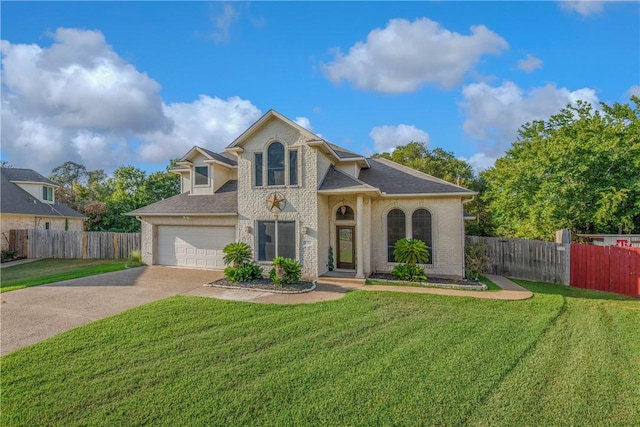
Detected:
left=254, top=142, right=300, bottom=187
left=42, top=186, right=54, bottom=202
left=194, top=166, right=209, bottom=186
left=267, top=142, right=285, bottom=186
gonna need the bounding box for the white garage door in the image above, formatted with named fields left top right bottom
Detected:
left=157, top=226, right=235, bottom=269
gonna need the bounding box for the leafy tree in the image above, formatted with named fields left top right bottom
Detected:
left=49, top=161, right=87, bottom=209
left=374, top=142, right=474, bottom=186
left=482, top=97, right=640, bottom=240
left=141, top=162, right=180, bottom=204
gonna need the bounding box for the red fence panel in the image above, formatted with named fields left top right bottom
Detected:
left=570, top=244, right=640, bottom=297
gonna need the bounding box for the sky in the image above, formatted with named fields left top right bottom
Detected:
left=1, top=1, right=639, bottom=177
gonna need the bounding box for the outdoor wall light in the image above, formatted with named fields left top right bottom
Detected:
left=245, top=226, right=252, bottom=234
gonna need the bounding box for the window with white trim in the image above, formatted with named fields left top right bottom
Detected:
left=194, top=166, right=209, bottom=186
left=42, top=186, right=54, bottom=202
left=267, top=142, right=285, bottom=186
left=257, top=220, right=295, bottom=261
left=254, top=152, right=263, bottom=187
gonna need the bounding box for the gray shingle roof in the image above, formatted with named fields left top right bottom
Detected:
left=1, top=168, right=85, bottom=218
left=326, top=142, right=364, bottom=159
left=1, top=168, right=58, bottom=186
left=357, top=158, right=476, bottom=195
left=198, top=147, right=237, bottom=166
left=318, top=166, right=376, bottom=192
left=127, top=180, right=238, bottom=216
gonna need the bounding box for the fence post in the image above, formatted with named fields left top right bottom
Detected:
left=555, top=229, right=571, bottom=285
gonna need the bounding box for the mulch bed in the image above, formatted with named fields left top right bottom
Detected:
left=209, top=278, right=315, bottom=293
left=368, top=272, right=470, bottom=286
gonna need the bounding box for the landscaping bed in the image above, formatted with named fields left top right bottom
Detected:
left=368, top=272, right=488, bottom=291
left=209, top=278, right=315, bottom=293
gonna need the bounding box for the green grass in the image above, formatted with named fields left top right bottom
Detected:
left=478, top=275, right=501, bottom=291
left=0, top=259, right=130, bottom=293
left=1, top=283, right=638, bottom=426
left=366, top=274, right=501, bottom=291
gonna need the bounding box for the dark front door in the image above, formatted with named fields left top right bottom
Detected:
left=336, top=226, right=355, bottom=269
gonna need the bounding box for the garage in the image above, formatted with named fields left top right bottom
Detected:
left=157, top=226, right=235, bottom=269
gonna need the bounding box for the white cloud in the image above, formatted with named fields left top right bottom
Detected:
left=460, top=81, right=599, bottom=156
left=1, top=28, right=262, bottom=173
left=137, top=95, right=262, bottom=163
left=293, top=116, right=313, bottom=132
left=369, top=124, right=430, bottom=153
left=322, top=17, right=508, bottom=93
left=462, top=153, right=499, bottom=173
left=211, top=3, right=240, bottom=43
left=627, top=85, right=640, bottom=98
left=559, top=0, right=608, bottom=16
left=517, top=54, right=543, bottom=72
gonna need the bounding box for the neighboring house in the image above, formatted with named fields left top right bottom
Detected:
left=1, top=168, right=85, bottom=251
left=129, top=110, right=477, bottom=279
left=577, top=234, right=640, bottom=248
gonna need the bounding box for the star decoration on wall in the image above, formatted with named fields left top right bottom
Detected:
left=266, top=193, right=286, bottom=212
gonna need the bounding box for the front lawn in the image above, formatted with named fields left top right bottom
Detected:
left=0, top=259, right=129, bottom=293
left=1, top=283, right=638, bottom=426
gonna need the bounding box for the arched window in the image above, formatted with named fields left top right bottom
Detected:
left=267, top=142, right=285, bottom=186
left=336, top=205, right=354, bottom=221
left=412, top=209, right=432, bottom=262
left=387, top=209, right=406, bottom=262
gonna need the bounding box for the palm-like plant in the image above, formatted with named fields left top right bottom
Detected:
left=393, top=238, right=429, bottom=265
left=223, top=242, right=252, bottom=267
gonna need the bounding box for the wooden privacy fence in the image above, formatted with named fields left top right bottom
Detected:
left=466, top=236, right=569, bottom=284
left=9, top=229, right=140, bottom=260
left=570, top=244, right=640, bottom=298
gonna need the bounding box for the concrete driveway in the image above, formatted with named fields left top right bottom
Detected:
left=0, top=266, right=223, bottom=356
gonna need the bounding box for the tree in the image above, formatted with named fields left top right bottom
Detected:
left=49, top=161, right=87, bottom=209
left=374, top=142, right=475, bottom=186
left=482, top=97, right=640, bottom=240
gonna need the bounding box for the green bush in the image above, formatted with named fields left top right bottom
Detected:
left=223, top=242, right=252, bottom=268
left=269, top=257, right=302, bottom=286
left=225, top=262, right=263, bottom=282
left=391, top=263, right=427, bottom=282
left=393, top=238, right=429, bottom=265
left=465, top=241, right=489, bottom=281
left=1, top=249, right=18, bottom=261
left=128, top=250, right=142, bottom=266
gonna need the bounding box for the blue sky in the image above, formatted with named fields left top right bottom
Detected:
left=2, top=1, right=639, bottom=176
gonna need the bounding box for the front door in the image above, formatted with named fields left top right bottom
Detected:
left=336, top=226, right=355, bottom=269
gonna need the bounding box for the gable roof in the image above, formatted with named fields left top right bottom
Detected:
left=226, top=109, right=369, bottom=167
left=356, top=158, right=477, bottom=196
left=1, top=168, right=85, bottom=218
left=127, top=180, right=238, bottom=216
left=177, top=146, right=237, bottom=167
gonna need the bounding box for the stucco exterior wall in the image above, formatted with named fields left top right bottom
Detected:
left=190, top=154, right=213, bottom=195
left=1, top=215, right=83, bottom=251
left=370, top=197, right=465, bottom=279
left=137, top=215, right=237, bottom=265
left=15, top=183, right=55, bottom=203
left=235, top=119, right=320, bottom=279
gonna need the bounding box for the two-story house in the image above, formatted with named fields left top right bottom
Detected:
left=1, top=168, right=85, bottom=251
left=129, top=110, right=476, bottom=279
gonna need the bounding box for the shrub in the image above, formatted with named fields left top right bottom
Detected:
left=269, top=257, right=302, bottom=286
left=128, top=250, right=142, bottom=266
left=225, top=262, right=263, bottom=282
left=1, top=248, right=17, bottom=261
left=393, top=238, right=429, bottom=265
left=465, top=241, right=489, bottom=281
left=223, top=242, right=252, bottom=268
left=392, top=263, right=427, bottom=282
left=327, top=246, right=335, bottom=271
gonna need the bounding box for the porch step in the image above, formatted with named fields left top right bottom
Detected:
left=317, top=275, right=366, bottom=286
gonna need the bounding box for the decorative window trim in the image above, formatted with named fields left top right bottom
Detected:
left=253, top=151, right=263, bottom=187
left=411, top=208, right=434, bottom=265
left=386, top=208, right=406, bottom=263
left=42, top=186, right=54, bottom=202
left=266, top=141, right=285, bottom=186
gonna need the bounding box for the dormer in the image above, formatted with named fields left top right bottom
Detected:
left=170, top=146, right=238, bottom=195
left=4, top=169, right=59, bottom=204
